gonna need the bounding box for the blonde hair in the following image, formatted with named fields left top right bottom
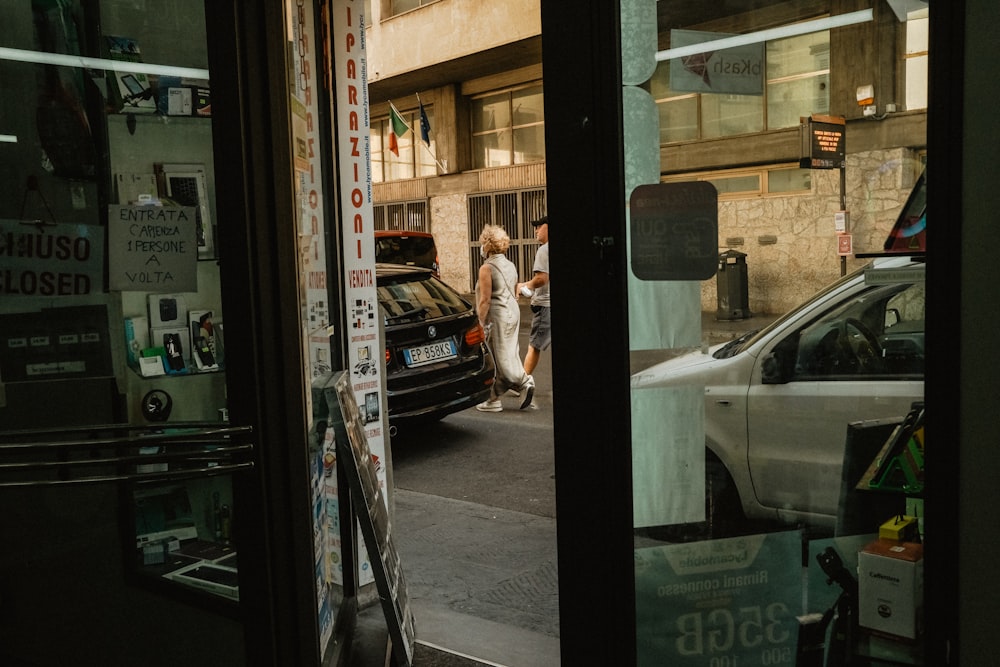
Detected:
left=479, top=224, right=510, bottom=255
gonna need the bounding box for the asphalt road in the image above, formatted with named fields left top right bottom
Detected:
left=388, top=317, right=556, bottom=519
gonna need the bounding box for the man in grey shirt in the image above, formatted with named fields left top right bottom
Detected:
left=517, top=216, right=551, bottom=388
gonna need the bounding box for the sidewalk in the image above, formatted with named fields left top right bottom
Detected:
left=352, top=492, right=559, bottom=667
left=349, top=310, right=772, bottom=666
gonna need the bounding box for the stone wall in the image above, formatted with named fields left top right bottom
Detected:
left=429, top=193, right=471, bottom=292
left=405, top=149, right=924, bottom=315
left=701, top=148, right=924, bottom=316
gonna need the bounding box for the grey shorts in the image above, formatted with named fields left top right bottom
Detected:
left=529, top=305, right=551, bottom=351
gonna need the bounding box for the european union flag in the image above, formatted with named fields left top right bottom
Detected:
left=418, top=101, right=431, bottom=146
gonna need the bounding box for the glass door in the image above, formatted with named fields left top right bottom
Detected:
left=624, top=3, right=929, bottom=664
left=0, top=1, right=256, bottom=663
left=542, top=1, right=945, bottom=665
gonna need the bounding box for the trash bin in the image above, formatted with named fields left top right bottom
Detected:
left=716, top=249, right=750, bottom=320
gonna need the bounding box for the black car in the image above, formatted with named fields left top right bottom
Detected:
left=377, top=264, right=495, bottom=423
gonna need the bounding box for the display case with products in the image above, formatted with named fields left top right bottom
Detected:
left=96, top=0, right=241, bottom=603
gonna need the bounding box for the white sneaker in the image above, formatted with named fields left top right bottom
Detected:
left=506, top=388, right=521, bottom=397
left=520, top=377, right=535, bottom=410
left=476, top=399, right=503, bottom=412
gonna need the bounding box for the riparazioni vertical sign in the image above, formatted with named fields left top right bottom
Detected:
left=332, top=2, right=387, bottom=495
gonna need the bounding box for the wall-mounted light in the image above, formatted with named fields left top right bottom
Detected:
left=856, top=84, right=876, bottom=117
left=856, top=84, right=875, bottom=106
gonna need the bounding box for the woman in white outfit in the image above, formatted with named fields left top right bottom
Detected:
left=475, top=224, right=534, bottom=412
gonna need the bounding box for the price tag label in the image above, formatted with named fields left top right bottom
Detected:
left=635, top=531, right=802, bottom=666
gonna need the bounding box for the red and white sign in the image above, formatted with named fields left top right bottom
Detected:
left=837, top=233, right=853, bottom=256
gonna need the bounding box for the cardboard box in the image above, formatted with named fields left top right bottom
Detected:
left=858, top=540, right=924, bottom=640
left=167, top=87, right=192, bottom=116
left=156, top=76, right=211, bottom=117
left=148, top=294, right=187, bottom=329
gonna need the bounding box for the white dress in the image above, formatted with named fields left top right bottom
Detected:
left=479, top=254, right=531, bottom=397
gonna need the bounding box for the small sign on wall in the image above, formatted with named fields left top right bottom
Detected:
left=838, top=233, right=853, bottom=256
left=108, top=205, right=198, bottom=292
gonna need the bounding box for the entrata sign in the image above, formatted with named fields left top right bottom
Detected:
left=108, top=205, right=198, bottom=292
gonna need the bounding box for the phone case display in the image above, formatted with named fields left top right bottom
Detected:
left=124, top=295, right=223, bottom=377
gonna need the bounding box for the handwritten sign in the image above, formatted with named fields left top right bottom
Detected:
left=108, top=205, right=197, bottom=292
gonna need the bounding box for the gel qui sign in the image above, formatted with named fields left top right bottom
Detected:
left=635, top=531, right=802, bottom=666
left=0, top=219, right=104, bottom=297
left=108, top=205, right=197, bottom=292
left=630, top=181, right=719, bottom=281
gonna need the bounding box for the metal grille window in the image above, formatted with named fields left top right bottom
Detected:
left=471, top=84, right=545, bottom=169
left=468, top=189, right=546, bottom=286
left=373, top=200, right=429, bottom=232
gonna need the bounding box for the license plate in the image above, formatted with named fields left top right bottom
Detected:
left=403, top=339, right=457, bottom=367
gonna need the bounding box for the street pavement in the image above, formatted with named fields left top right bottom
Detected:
left=350, top=308, right=776, bottom=666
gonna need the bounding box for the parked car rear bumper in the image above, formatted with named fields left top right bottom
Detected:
left=386, top=359, right=495, bottom=422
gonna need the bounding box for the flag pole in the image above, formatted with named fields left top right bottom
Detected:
left=415, top=92, right=447, bottom=173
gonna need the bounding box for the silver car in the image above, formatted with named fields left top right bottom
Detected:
left=631, top=255, right=925, bottom=532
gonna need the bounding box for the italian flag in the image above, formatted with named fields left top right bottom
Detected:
left=389, top=102, right=408, bottom=156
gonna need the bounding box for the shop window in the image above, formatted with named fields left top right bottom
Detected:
left=662, top=164, right=811, bottom=198
left=371, top=106, right=437, bottom=182
left=471, top=84, right=545, bottom=169
left=387, top=0, right=434, bottom=17
left=652, top=31, right=830, bottom=142
left=905, top=17, right=929, bottom=110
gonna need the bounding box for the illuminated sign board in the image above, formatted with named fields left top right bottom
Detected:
left=799, top=114, right=846, bottom=169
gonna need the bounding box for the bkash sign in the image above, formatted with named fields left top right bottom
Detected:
left=669, top=29, right=764, bottom=96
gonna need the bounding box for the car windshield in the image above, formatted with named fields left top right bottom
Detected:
left=712, top=329, right=760, bottom=359
left=378, top=274, right=470, bottom=324
left=714, top=257, right=911, bottom=358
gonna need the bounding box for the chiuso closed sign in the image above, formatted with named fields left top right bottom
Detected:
left=0, top=219, right=104, bottom=297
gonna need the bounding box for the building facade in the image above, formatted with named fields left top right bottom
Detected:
left=366, top=0, right=927, bottom=315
